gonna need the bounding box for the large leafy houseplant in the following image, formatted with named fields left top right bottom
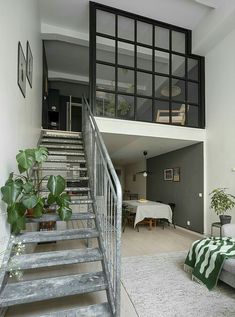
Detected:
left=210, top=188, right=235, bottom=224
left=1, top=147, right=72, bottom=234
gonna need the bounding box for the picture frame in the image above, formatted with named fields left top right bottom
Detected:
left=17, top=42, right=26, bottom=97
left=173, top=167, right=180, bottom=182
left=164, top=168, right=173, bottom=181
left=26, top=41, right=33, bottom=88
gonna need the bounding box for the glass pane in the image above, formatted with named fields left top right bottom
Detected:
left=118, top=68, right=134, bottom=94
left=172, top=102, right=186, bottom=126
left=155, top=26, right=169, bottom=49
left=137, top=46, right=152, bottom=71
left=96, top=36, right=115, bottom=64
left=137, top=72, right=152, bottom=96
left=172, top=30, right=185, bottom=53
left=155, top=51, right=169, bottom=75
left=155, top=75, right=169, bottom=100
left=96, top=10, right=115, bottom=36
left=97, top=10, right=115, bottom=36
left=117, top=95, right=134, bottom=119
left=137, top=98, right=152, bottom=122
left=172, top=78, right=185, bottom=102
left=188, top=82, right=199, bottom=104
left=96, top=64, right=115, bottom=91
left=172, top=55, right=185, bottom=78
left=137, top=21, right=152, bottom=46
left=155, top=100, right=170, bottom=123
left=96, top=91, right=115, bottom=117
left=118, top=42, right=134, bottom=67
left=118, top=15, right=134, bottom=41
left=188, top=58, right=199, bottom=81
left=187, top=104, right=199, bottom=127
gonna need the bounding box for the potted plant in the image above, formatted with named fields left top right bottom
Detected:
left=1, top=147, right=72, bottom=234
left=210, top=188, right=235, bottom=225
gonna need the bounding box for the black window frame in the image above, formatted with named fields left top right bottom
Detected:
left=89, top=1, right=205, bottom=129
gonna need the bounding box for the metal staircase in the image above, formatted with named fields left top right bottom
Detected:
left=0, top=99, right=122, bottom=316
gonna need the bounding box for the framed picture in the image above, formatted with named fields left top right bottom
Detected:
left=17, top=42, right=26, bottom=97
left=26, top=41, right=33, bottom=87
left=173, top=167, right=180, bottom=182
left=164, top=168, right=173, bottom=181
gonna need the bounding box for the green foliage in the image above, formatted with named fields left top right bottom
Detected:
left=210, top=188, right=235, bottom=215
left=1, top=147, right=72, bottom=234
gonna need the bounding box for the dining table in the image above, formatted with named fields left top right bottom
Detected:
left=123, top=200, right=172, bottom=229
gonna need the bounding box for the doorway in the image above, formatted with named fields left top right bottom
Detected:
left=66, top=102, right=82, bottom=132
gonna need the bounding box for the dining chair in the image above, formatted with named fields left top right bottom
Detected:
left=122, top=204, right=139, bottom=232
left=160, top=202, right=176, bottom=229
left=156, top=104, right=188, bottom=125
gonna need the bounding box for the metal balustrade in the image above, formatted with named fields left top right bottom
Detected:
left=82, top=97, right=122, bottom=317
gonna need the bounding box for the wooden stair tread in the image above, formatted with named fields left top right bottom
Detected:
left=8, top=248, right=103, bottom=271
left=0, top=271, right=107, bottom=307
left=14, top=228, right=99, bottom=244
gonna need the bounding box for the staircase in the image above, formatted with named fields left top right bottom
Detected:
left=0, top=99, right=122, bottom=316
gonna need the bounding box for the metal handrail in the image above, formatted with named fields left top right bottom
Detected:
left=82, top=96, right=122, bottom=317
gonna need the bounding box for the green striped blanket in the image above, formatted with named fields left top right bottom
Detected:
left=184, top=237, right=235, bottom=290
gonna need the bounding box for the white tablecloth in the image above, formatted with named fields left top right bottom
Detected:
left=123, top=200, right=172, bottom=227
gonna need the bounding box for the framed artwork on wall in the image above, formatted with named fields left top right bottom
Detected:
left=173, top=167, right=180, bottom=182
left=26, top=41, right=33, bottom=87
left=17, top=42, right=26, bottom=97
left=164, top=168, right=173, bottom=181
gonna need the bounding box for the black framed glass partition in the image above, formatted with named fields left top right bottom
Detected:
left=90, top=2, right=205, bottom=128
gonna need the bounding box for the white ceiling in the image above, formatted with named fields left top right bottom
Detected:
left=39, top=0, right=213, bottom=33
left=44, top=41, right=89, bottom=76
left=102, top=132, right=200, bottom=165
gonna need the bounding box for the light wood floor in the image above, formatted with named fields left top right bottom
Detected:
left=6, top=224, right=200, bottom=317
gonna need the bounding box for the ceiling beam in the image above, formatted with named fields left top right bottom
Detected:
left=41, top=23, right=89, bottom=46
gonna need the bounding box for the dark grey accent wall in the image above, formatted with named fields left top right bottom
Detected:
left=147, top=143, right=204, bottom=233
left=49, top=81, right=89, bottom=99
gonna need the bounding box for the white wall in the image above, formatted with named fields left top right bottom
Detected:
left=0, top=0, right=42, bottom=255
left=124, top=160, right=146, bottom=199
left=205, top=27, right=235, bottom=233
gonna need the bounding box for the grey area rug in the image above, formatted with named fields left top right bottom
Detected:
left=122, top=252, right=235, bottom=317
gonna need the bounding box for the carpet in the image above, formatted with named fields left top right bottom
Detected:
left=121, top=252, right=235, bottom=317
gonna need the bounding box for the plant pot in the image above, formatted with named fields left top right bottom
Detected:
left=219, top=215, right=232, bottom=225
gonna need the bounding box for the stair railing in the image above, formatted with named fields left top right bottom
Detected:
left=82, top=97, right=122, bottom=317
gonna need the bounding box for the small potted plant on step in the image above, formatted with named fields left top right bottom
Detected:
left=210, top=188, right=235, bottom=225
left=1, top=147, right=72, bottom=234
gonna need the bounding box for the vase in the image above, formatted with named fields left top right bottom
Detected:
left=219, top=215, right=232, bottom=225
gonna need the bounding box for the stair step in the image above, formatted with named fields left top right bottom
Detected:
left=48, top=151, right=85, bottom=156
left=8, top=248, right=103, bottom=271
left=46, top=158, right=86, bottom=163
left=42, top=138, right=83, bottom=145
left=14, top=228, right=99, bottom=244
left=40, top=187, right=90, bottom=193
left=26, top=212, right=95, bottom=223
left=40, top=177, right=89, bottom=182
left=49, top=199, right=93, bottom=209
left=44, top=144, right=84, bottom=150
left=34, top=167, right=87, bottom=171
left=42, top=129, right=82, bottom=139
left=70, top=199, right=93, bottom=205
left=0, top=271, right=106, bottom=307
left=37, top=303, right=112, bottom=317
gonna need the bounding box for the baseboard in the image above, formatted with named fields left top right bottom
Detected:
left=175, top=225, right=204, bottom=238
